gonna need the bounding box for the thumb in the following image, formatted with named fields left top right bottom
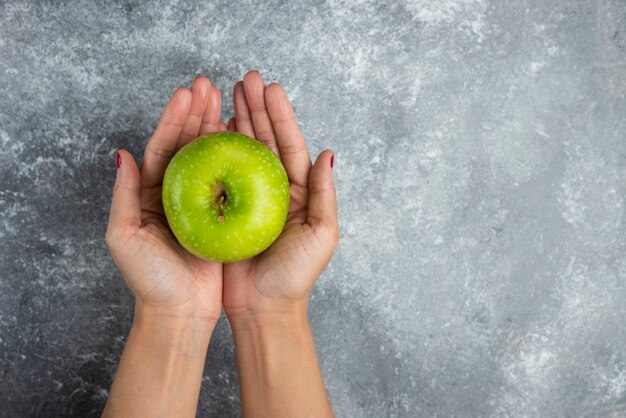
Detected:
left=307, top=150, right=338, bottom=238
left=106, top=150, right=142, bottom=244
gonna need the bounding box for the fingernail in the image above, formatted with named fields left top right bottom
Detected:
left=116, top=152, right=121, bottom=169
left=330, top=154, right=334, bottom=169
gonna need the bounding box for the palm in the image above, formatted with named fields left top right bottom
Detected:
left=223, top=184, right=312, bottom=307
left=127, top=185, right=221, bottom=309
left=222, top=72, right=337, bottom=316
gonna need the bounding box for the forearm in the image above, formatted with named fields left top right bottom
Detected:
left=102, top=304, right=215, bottom=418
left=228, top=306, right=334, bottom=418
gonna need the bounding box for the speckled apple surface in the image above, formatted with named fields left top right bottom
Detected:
left=1, top=1, right=625, bottom=417
left=162, top=132, right=290, bottom=262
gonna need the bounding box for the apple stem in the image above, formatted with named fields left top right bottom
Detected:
left=217, top=195, right=225, bottom=223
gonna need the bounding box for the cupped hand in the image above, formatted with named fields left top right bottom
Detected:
left=223, top=71, right=339, bottom=320
left=106, top=76, right=228, bottom=324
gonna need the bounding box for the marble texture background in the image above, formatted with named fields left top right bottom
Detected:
left=1, top=0, right=626, bottom=417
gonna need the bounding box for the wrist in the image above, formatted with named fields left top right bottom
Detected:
left=131, top=302, right=216, bottom=355
left=226, top=300, right=309, bottom=331
left=227, top=301, right=331, bottom=418
left=228, top=305, right=312, bottom=360
left=104, top=302, right=213, bottom=418
left=135, top=299, right=219, bottom=329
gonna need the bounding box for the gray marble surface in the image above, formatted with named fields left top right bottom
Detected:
left=1, top=1, right=625, bottom=417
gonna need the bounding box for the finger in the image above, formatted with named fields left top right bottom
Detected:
left=141, top=87, right=192, bottom=188
left=218, top=121, right=228, bottom=131
left=307, top=150, right=338, bottom=237
left=107, top=150, right=142, bottom=244
left=199, top=85, right=223, bottom=135
left=243, top=71, right=279, bottom=155
left=265, top=83, right=311, bottom=188
left=179, top=76, right=212, bottom=146
left=227, top=117, right=237, bottom=132
left=233, top=81, right=255, bottom=137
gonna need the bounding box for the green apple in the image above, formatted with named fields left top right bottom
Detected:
left=162, top=131, right=290, bottom=263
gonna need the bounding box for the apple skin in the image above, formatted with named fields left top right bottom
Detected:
left=162, top=131, right=290, bottom=263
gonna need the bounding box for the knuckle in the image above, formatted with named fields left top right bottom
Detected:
left=311, top=220, right=340, bottom=248
left=279, top=142, right=306, bottom=157
left=271, top=115, right=296, bottom=127
left=147, top=145, right=175, bottom=160
left=255, top=128, right=275, bottom=139
left=307, top=210, right=323, bottom=227
left=113, top=182, right=140, bottom=195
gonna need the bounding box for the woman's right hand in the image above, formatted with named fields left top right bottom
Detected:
left=222, top=71, right=339, bottom=321
left=221, top=71, right=337, bottom=418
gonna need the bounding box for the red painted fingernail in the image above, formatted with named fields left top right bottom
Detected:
left=116, top=152, right=121, bottom=169
left=330, top=154, right=334, bottom=169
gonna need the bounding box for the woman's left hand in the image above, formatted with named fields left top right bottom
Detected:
left=106, top=76, right=227, bottom=324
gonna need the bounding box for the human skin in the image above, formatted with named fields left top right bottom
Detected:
left=102, top=76, right=227, bottom=417
left=102, top=72, right=337, bottom=418
left=223, top=71, right=338, bottom=418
